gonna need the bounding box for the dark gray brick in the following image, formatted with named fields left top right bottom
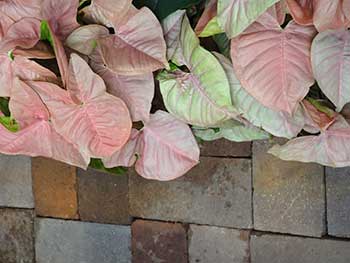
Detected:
left=200, top=139, right=251, bottom=157
left=35, top=218, right=131, bottom=263
left=251, top=234, right=350, bottom=263
left=326, top=167, right=350, bottom=238
left=129, top=157, right=252, bottom=228
left=0, top=208, right=34, bottom=263
left=253, top=140, right=325, bottom=237
left=188, top=225, right=250, bottom=263
left=0, top=154, right=33, bottom=208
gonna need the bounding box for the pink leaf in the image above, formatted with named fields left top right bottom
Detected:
left=313, top=0, right=350, bottom=32
left=12, top=42, right=55, bottom=59
left=0, top=0, right=41, bottom=21
left=90, top=48, right=154, bottom=122
left=41, top=0, right=79, bottom=39
left=302, top=100, right=336, bottom=131
left=231, top=15, right=316, bottom=114
left=0, top=54, right=57, bottom=97
left=269, top=116, right=350, bottom=167
left=135, top=110, right=200, bottom=181
left=97, top=7, right=168, bottom=75
left=0, top=17, right=40, bottom=54
left=0, top=11, right=14, bottom=40
left=103, top=129, right=140, bottom=168
left=29, top=54, right=132, bottom=158
left=286, top=0, right=314, bottom=25
left=0, top=79, right=89, bottom=168
left=311, top=29, right=350, bottom=111
left=81, top=0, right=132, bottom=28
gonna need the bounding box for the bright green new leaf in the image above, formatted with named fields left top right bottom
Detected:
left=0, top=116, right=19, bottom=132
left=217, top=0, right=280, bottom=38
left=213, top=52, right=305, bottom=139
left=198, top=17, right=224, bottom=37
left=193, top=120, right=270, bottom=142
left=158, top=15, right=236, bottom=127
left=40, top=20, right=54, bottom=47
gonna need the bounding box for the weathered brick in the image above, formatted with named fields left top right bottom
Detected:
left=200, top=139, right=251, bottom=157
left=129, top=157, right=252, bottom=228
left=251, top=234, right=350, bottom=263
left=188, top=225, right=250, bottom=263
left=132, top=220, right=188, bottom=263
left=253, top=140, right=325, bottom=237
left=0, top=154, right=33, bottom=208
left=35, top=218, right=131, bottom=263
left=77, top=168, right=130, bottom=224
left=0, top=208, right=34, bottom=263
left=32, top=157, right=78, bottom=219
left=326, top=167, right=350, bottom=238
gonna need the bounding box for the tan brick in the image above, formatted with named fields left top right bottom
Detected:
left=32, top=157, right=78, bottom=219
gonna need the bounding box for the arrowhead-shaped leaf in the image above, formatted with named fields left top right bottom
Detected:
left=286, top=0, right=313, bottom=25
left=29, top=54, right=132, bottom=158
left=269, top=116, right=350, bottom=167
left=214, top=52, right=305, bottom=138
left=135, top=110, right=200, bottom=181
left=311, top=29, right=350, bottom=111
left=231, top=15, right=316, bottom=114
left=217, top=0, right=280, bottom=38
left=159, top=15, right=235, bottom=127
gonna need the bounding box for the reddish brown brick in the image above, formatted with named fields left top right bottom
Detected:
left=132, top=220, right=188, bottom=263
left=200, top=139, right=251, bottom=157
left=32, top=157, right=78, bottom=219
left=77, top=168, right=130, bottom=224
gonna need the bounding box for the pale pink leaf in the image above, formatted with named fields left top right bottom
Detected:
left=0, top=54, right=57, bottom=97
left=28, top=55, right=132, bottom=158
left=0, top=0, right=41, bottom=21
left=65, top=25, right=109, bottom=55
left=81, top=0, right=132, bottom=27
left=313, top=0, right=350, bottom=32
left=41, top=0, right=79, bottom=39
left=1, top=79, right=89, bottom=168
left=0, top=11, right=14, bottom=40
left=0, top=17, right=40, bottom=54
left=98, top=7, right=168, bottom=75
left=311, top=29, right=350, bottom=111
left=103, top=129, right=140, bottom=168
left=302, top=100, right=336, bottom=131
left=135, top=111, right=200, bottom=181
left=13, top=42, right=55, bottom=59
left=90, top=49, right=154, bottom=122
left=269, top=116, right=350, bottom=167
left=231, top=16, right=316, bottom=114
left=195, top=0, right=217, bottom=35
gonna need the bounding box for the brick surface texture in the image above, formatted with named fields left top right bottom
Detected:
left=1, top=138, right=350, bottom=262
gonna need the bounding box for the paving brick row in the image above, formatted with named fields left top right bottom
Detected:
left=326, top=167, right=350, bottom=238
left=132, top=220, right=188, bottom=263
left=253, top=140, right=325, bottom=237
left=0, top=208, right=35, bottom=263
left=32, top=157, right=79, bottom=219
left=35, top=218, right=131, bottom=263
left=129, top=157, right=252, bottom=229
left=251, top=234, right=350, bottom=263
left=0, top=154, right=33, bottom=208
left=200, top=139, right=252, bottom=157
left=77, top=168, right=130, bottom=225
left=188, top=224, right=250, bottom=263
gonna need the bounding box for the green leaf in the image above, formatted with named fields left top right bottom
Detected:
left=133, top=0, right=203, bottom=20
left=198, top=17, right=224, bottom=37
left=0, top=116, right=19, bottom=132
left=213, top=33, right=230, bottom=58
left=158, top=15, right=236, bottom=127
left=0, top=98, right=10, bottom=116
left=40, top=20, right=54, bottom=47
left=217, top=0, right=280, bottom=38
left=89, top=158, right=128, bottom=175
left=193, top=120, right=270, bottom=142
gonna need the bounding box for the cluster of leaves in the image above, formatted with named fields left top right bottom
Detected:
left=0, top=0, right=349, bottom=182
left=158, top=0, right=350, bottom=169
